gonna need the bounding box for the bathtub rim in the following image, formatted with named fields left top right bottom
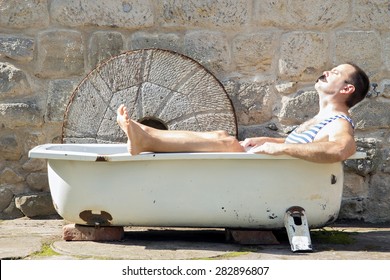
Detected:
left=29, top=143, right=367, bottom=162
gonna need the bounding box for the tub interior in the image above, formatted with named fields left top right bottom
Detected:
left=29, top=143, right=367, bottom=162
left=29, top=143, right=303, bottom=162
left=46, top=143, right=128, bottom=154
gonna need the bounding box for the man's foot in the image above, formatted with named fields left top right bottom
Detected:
left=116, top=104, right=130, bottom=136
left=116, top=104, right=146, bottom=155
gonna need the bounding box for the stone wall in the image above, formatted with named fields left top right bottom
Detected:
left=0, top=0, right=389, bottom=223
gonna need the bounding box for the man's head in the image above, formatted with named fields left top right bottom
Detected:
left=344, top=63, right=370, bottom=108
left=315, top=63, right=370, bottom=108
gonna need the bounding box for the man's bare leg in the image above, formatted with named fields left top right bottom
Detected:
left=116, top=104, right=244, bottom=155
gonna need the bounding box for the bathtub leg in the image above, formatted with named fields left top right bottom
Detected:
left=284, top=206, right=313, bottom=252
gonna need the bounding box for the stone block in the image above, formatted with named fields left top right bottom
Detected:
left=279, top=32, right=328, bottom=81
left=350, top=99, right=390, bottom=130
left=275, top=81, right=297, bottom=95
left=278, top=90, right=319, bottom=125
left=254, top=0, right=348, bottom=29
left=35, top=30, right=84, bottom=78
left=343, top=172, right=368, bottom=198
left=129, top=32, right=183, bottom=54
left=22, top=158, right=46, bottom=173
left=45, top=79, right=78, bottom=122
left=156, top=0, right=249, bottom=29
left=0, top=102, right=42, bottom=128
left=352, top=0, right=390, bottom=30
left=289, top=0, right=348, bottom=29
left=254, top=0, right=294, bottom=27
left=335, top=31, right=381, bottom=76
left=379, top=147, right=390, bottom=174
left=226, top=229, right=280, bottom=245
left=88, top=31, right=124, bottom=70
left=0, top=199, right=24, bottom=220
left=0, top=187, right=14, bottom=212
left=63, top=224, right=124, bottom=241
left=232, top=32, right=278, bottom=75
left=339, top=198, right=366, bottom=220
left=0, top=134, right=21, bottom=161
left=344, top=137, right=381, bottom=176
left=0, top=167, right=24, bottom=185
left=15, top=192, right=57, bottom=218
left=224, top=79, right=276, bottom=125
left=0, top=63, right=31, bottom=100
left=365, top=174, right=390, bottom=223
left=0, top=35, right=34, bottom=62
left=0, top=0, right=49, bottom=28
left=184, top=30, right=230, bottom=75
left=50, top=0, right=153, bottom=29
left=26, top=172, right=49, bottom=192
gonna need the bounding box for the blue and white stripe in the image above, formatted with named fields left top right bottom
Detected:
left=285, top=115, right=354, bottom=144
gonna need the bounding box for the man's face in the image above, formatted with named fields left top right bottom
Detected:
left=315, top=64, right=355, bottom=95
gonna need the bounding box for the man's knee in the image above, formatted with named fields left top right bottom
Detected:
left=214, top=130, right=230, bottom=138
left=224, top=135, right=243, bottom=151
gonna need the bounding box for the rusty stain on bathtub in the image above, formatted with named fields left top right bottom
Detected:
left=331, top=174, right=337, bottom=184
left=233, top=209, right=239, bottom=219
left=79, top=210, right=113, bottom=226
left=268, top=213, right=278, bottom=219
left=309, top=194, right=322, bottom=200
left=266, top=208, right=277, bottom=219
left=247, top=214, right=255, bottom=224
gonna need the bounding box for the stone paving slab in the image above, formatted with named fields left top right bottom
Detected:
left=0, top=236, right=43, bottom=260
left=53, top=239, right=241, bottom=260
left=1, top=218, right=390, bottom=260
left=0, top=218, right=65, bottom=259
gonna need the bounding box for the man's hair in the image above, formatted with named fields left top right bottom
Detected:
left=345, top=63, right=370, bottom=108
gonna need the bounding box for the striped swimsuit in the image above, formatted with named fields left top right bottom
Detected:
left=285, top=115, right=354, bottom=144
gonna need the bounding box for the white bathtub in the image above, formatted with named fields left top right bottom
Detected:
left=29, top=143, right=365, bottom=230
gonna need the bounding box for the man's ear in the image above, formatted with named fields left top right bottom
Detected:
left=341, top=84, right=355, bottom=95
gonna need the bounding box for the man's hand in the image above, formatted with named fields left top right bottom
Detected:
left=246, top=142, right=285, bottom=155
left=240, top=137, right=285, bottom=151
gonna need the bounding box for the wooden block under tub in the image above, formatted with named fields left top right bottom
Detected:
left=225, top=229, right=280, bottom=245
left=63, top=224, right=124, bottom=241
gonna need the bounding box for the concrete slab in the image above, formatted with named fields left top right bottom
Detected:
left=1, top=218, right=390, bottom=260
left=0, top=236, right=43, bottom=259
left=0, top=218, right=64, bottom=259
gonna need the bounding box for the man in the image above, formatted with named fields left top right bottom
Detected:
left=117, top=63, right=370, bottom=163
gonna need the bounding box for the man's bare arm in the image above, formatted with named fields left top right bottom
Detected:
left=250, top=120, right=356, bottom=163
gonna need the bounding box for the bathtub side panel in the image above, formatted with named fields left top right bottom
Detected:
left=47, top=158, right=343, bottom=229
